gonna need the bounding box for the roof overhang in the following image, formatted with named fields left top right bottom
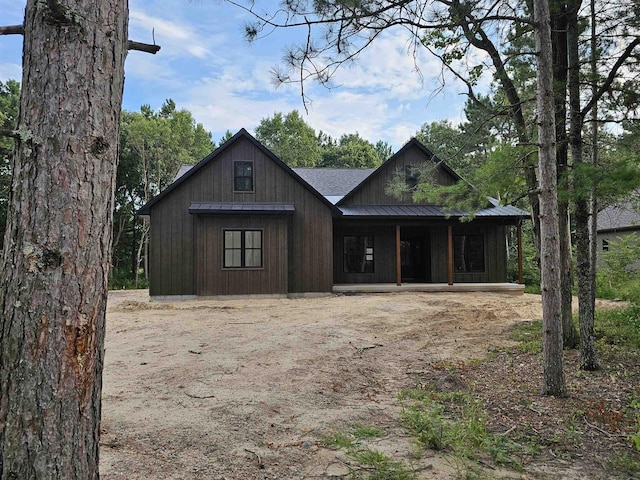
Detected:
left=337, top=204, right=529, bottom=222
left=188, top=202, right=295, bottom=216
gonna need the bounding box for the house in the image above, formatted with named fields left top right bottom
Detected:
left=596, top=199, right=640, bottom=270
left=138, top=129, right=528, bottom=298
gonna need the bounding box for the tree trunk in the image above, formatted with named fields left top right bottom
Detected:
left=579, top=0, right=600, bottom=370
left=551, top=0, right=579, bottom=349
left=534, top=0, right=566, bottom=396
left=0, top=1, right=127, bottom=477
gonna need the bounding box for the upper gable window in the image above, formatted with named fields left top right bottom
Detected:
left=405, top=165, right=420, bottom=190
left=234, top=161, right=254, bottom=192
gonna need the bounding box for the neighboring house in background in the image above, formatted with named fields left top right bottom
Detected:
left=138, top=129, right=528, bottom=298
left=596, top=200, right=640, bottom=270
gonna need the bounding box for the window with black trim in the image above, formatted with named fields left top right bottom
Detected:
left=454, top=234, right=485, bottom=273
left=405, top=165, right=419, bottom=190
left=343, top=235, right=374, bottom=273
left=234, top=161, right=254, bottom=192
left=224, top=230, right=262, bottom=268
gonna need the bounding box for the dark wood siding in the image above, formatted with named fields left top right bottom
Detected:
left=194, top=216, right=287, bottom=295
left=148, top=136, right=333, bottom=296
left=342, top=145, right=458, bottom=206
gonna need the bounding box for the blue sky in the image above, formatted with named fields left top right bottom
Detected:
left=0, top=0, right=488, bottom=150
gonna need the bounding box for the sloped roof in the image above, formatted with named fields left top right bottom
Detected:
left=293, top=168, right=375, bottom=196
left=597, top=202, right=640, bottom=232
left=137, top=129, right=340, bottom=215
left=336, top=137, right=464, bottom=207
left=338, top=204, right=529, bottom=219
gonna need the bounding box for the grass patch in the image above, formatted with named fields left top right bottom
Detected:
left=320, top=425, right=415, bottom=479
left=346, top=448, right=416, bottom=480
left=511, top=320, right=542, bottom=353
left=594, top=304, right=640, bottom=350
left=399, top=387, right=522, bottom=470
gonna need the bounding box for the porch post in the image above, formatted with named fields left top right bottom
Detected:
left=517, top=223, right=524, bottom=284
left=396, top=224, right=401, bottom=286
left=447, top=225, right=454, bottom=285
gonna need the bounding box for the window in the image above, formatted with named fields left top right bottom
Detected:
left=454, top=235, right=485, bottom=273
left=602, top=239, right=609, bottom=252
left=234, top=161, right=254, bottom=192
left=224, top=230, right=262, bottom=268
left=405, top=165, right=419, bottom=190
left=343, top=235, right=374, bottom=273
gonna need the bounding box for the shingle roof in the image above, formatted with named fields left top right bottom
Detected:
left=597, top=202, right=640, bottom=232
left=189, top=202, right=295, bottom=215
left=293, top=168, right=375, bottom=196
left=338, top=204, right=529, bottom=220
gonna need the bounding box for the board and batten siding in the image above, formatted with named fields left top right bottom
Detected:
left=148, top=136, right=333, bottom=296
left=194, top=216, right=288, bottom=295
left=341, top=146, right=457, bottom=206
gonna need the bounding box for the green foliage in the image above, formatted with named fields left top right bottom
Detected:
left=346, top=448, right=415, bottom=480
left=320, top=424, right=385, bottom=449
left=596, top=235, right=640, bottom=303
left=511, top=320, right=542, bottom=353
left=218, top=129, right=234, bottom=146
left=373, top=140, right=394, bottom=163
left=0, top=79, right=20, bottom=249
left=320, top=132, right=382, bottom=168
left=113, top=100, right=214, bottom=286
left=399, top=387, right=522, bottom=469
left=512, top=303, right=640, bottom=353
left=255, top=110, right=322, bottom=167
left=594, top=304, right=640, bottom=350
left=320, top=425, right=414, bottom=479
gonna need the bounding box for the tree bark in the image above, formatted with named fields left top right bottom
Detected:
left=550, top=0, right=579, bottom=349
left=579, top=0, right=600, bottom=370
left=0, top=0, right=127, bottom=478
left=534, top=0, right=566, bottom=397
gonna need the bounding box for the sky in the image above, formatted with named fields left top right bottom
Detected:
left=0, top=0, right=490, bottom=150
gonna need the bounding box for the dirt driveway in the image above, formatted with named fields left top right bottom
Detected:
left=100, top=290, right=546, bottom=479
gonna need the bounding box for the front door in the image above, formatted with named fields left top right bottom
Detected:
left=401, top=230, right=430, bottom=282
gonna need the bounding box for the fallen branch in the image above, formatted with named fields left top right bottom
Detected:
left=499, top=425, right=517, bottom=436
left=244, top=448, right=265, bottom=469
left=349, top=342, right=383, bottom=355
left=184, top=392, right=215, bottom=399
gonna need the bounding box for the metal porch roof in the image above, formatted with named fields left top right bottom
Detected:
left=338, top=204, right=529, bottom=219
left=189, top=202, right=295, bottom=215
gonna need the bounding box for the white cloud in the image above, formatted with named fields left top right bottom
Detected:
left=0, top=63, right=22, bottom=83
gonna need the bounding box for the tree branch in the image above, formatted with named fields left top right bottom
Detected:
left=1, top=24, right=160, bottom=54
left=0, top=25, right=24, bottom=35
left=0, top=129, right=18, bottom=138
left=127, top=41, right=161, bottom=54
left=581, top=36, right=640, bottom=118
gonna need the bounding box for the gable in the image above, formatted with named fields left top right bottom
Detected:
left=138, top=129, right=338, bottom=215
left=337, top=138, right=462, bottom=207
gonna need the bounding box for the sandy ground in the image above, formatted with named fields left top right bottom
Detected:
left=99, top=290, right=555, bottom=479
